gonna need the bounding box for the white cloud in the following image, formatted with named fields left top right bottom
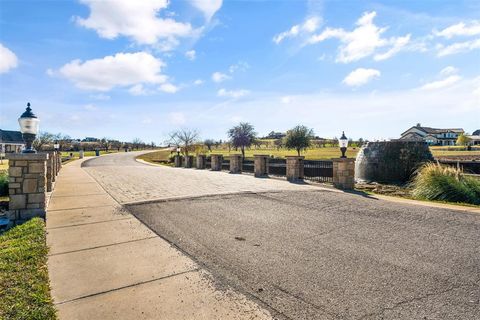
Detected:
left=273, top=16, right=321, bottom=44
left=307, top=11, right=410, bottom=63
left=185, top=50, right=196, bottom=60
left=168, top=112, right=186, bottom=125
left=90, top=93, right=111, bottom=100
left=189, top=0, right=223, bottom=21
left=420, top=75, right=461, bottom=90
left=436, top=38, right=480, bottom=56
left=84, top=104, right=97, bottom=111
left=281, top=96, right=293, bottom=104
left=434, top=21, right=480, bottom=39
left=343, top=68, right=381, bottom=87
left=0, top=43, right=18, bottom=74
left=217, top=88, right=249, bottom=98
left=76, top=0, right=194, bottom=48
left=440, top=66, right=458, bottom=76
left=193, top=79, right=204, bottom=85
left=159, top=83, right=179, bottom=93
left=57, top=51, right=167, bottom=91
left=129, top=84, right=148, bottom=96
left=211, top=71, right=231, bottom=83
left=228, top=61, right=249, bottom=73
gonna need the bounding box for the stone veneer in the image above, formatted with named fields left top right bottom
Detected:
left=196, top=155, right=206, bottom=169
left=286, top=156, right=304, bottom=181
left=6, top=153, right=48, bottom=224
left=210, top=154, right=223, bottom=171
left=333, top=158, right=355, bottom=190
left=229, top=155, right=242, bottom=174
left=174, top=155, right=182, bottom=167
left=45, top=151, right=57, bottom=192
left=254, top=155, right=269, bottom=177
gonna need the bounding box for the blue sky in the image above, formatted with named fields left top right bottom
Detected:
left=0, top=0, right=479, bottom=143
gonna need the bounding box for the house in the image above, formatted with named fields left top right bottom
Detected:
left=0, top=129, right=24, bottom=153
left=264, top=131, right=286, bottom=139
left=399, top=124, right=464, bottom=146
left=467, top=129, right=480, bottom=145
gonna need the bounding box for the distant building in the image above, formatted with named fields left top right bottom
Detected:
left=467, top=129, right=480, bottom=145
left=265, top=131, right=286, bottom=139
left=0, top=129, right=24, bottom=153
left=82, top=137, right=99, bottom=142
left=400, top=124, right=464, bottom=146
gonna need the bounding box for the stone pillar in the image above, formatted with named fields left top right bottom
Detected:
left=6, top=153, right=48, bottom=224
left=52, top=151, right=58, bottom=178
left=56, top=152, right=62, bottom=171
left=333, top=158, right=355, bottom=190
left=184, top=155, right=193, bottom=168
left=229, top=155, right=242, bottom=174
left=45, top=152, right=55, bottom=192
left=286, top=156, right=304, bottom=182
left=254, top=155, right=269, bottom=177
left=174, top=155, right=182, bottom=168
left=211, top=154, right=223, bottom=171
left=79, top=150, right=84, bottom=159
left=196, top=155, right=206, bottom=169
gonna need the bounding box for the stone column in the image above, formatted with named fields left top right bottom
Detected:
left=254, top=155, right=269, bottom=177
left=196, top=155, right=206, bottom=169
left=174, top=155, right=182, bottom=167
left=52, top=151, right=58, bottom=178
left=333, top=158, right=355, bottom=190
left=229, top=155, right=242, bottom=174
left=6, top=153, right=48, bottom=224
left=79, top=150, right=84, bottom=159
left=45, top=152, right=55, bottom=192
left=56, top=152, right=62, bottom=171
left=184, top=155, right=193, bottom=168
left=286, top=156, right=304, bottom=182
left=210, top=154, right=223, bottom=171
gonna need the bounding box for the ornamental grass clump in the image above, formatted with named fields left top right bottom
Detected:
left=411, top=163, right=480, bottom=205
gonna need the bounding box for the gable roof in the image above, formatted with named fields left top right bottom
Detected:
left=0, top=129, right=24, bottom=144
left=401, top=126, right=464, bottom=136
left=473, top=129, right=480, bottom=136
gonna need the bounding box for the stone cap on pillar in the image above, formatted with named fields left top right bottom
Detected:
left=285, top=156, right=305, bottom=160
left=210, top=154, right=223, bottom=158
left=6, top=153, right=49, bottom=160
left=228, top=154, right=242, bottom=159
left=254, top=154, right=270, bottom=158
left=332, top=158, right=355, bottom=162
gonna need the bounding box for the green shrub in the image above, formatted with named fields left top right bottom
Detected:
left=0, top=172, right=8, bottom=196
left=411, top=163, right=480, bottom=205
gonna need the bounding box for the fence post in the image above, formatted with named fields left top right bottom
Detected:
left=6, top=153, right=48, bottom=225
left=174, top=155, right=182, bottom=167
left=229, top=155, right=242, bottom=174
left=211, top=154, right=223, bottom=171
left=184, top=155, right=193, bottom=168
left=254, top=155, right=269, bottom=177
left=286, top=156, right=304, bottom=181
left=45, top=152, right=54, bottom=192
left=332, top=158, right=355, bottom=190
left=196, top=154, right=206, bottom=169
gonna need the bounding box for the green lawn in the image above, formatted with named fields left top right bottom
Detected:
left=208, top=147, right=359, bottom=159
left=0, top=218, right=57, bottom=320
left=137, top=150, right=173, bottom=165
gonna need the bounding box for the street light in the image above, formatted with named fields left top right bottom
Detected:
left=54, top=140, right=60, bottom=151
left=18, top=102, right=40, bottom=153
left=176, top=147, right=181, bottom=156
left=339, top=131, right=348, bottom=158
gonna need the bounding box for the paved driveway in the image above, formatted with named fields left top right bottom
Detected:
left=84, top=152, right=480, bottom=320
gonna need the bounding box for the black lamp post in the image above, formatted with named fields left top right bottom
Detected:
left=54, top=140, right=60, bottom=151
left=176, top=147, right=181, bottom=156
left=18, top=103, right=40, bottom=153
left=339, top=131, right=348, bottom=158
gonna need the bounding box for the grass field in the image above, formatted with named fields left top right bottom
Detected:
left=0, top=218, right=57, bottom=320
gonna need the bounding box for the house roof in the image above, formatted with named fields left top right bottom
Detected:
left=401, top=126, right=464, bottom=136
left=0, top=129, right=24, bottom=144
left=473, top=129, right=480, bottom=136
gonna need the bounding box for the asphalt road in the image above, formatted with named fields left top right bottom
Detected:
left=86, top=152, right=480, bottom=320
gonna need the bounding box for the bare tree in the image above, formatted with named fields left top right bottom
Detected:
left=167, top=129, right=199, bottom=156
left=131, top=138, right=143, bottom=150
left=33, top=131, right=55, bottom=151
left=204, top=139, right=215, bottom=152
left=99, top=138, right=111, bottom=152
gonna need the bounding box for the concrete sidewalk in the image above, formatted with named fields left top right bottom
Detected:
left=47, top=159, right=273, bottom=320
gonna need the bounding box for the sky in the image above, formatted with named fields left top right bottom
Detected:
left=0, top=0, right=479, bottom=144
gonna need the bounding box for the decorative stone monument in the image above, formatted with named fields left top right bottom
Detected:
left=229, top=155, right=242, bottom=174
left=211, top=154, right=223, bottom=171
left=254, top=155, right=269, bottom=177
left=286, top=156, right=304, bottom=181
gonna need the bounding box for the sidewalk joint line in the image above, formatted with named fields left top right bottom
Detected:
left=48, top=236, right=158, bottom=257
left=54, top=268, right=200, bottom=305
left=49, top=192, right=107, bottom=198
left=47, top=216, right=133, bottom=230
left=47, top=204, right=116, bottom=212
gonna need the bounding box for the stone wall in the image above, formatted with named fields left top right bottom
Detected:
left=6, top=153, right=48, bottom=224
left=254, top=155, right=269, bottom=177
left=333, top=158, right=355, bottom=190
